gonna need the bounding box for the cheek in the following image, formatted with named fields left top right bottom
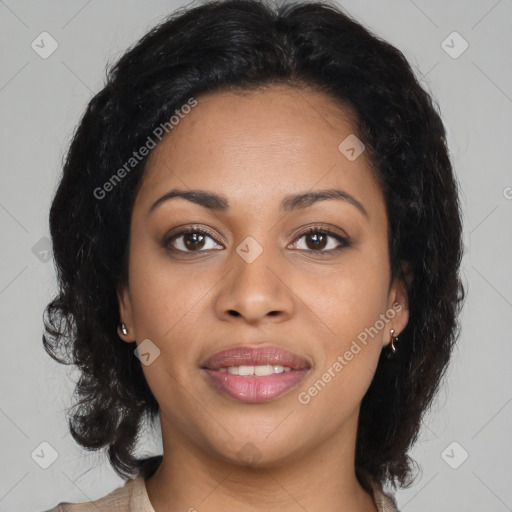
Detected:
left=126, top=248, right=202, bottom=408
left=291, top=246, right=390, bottom=409
left=298, top=347, right=379, bottom=437
left=297, top=251, right=390, bottom=344
left=297, top=263, right=388, bottom=422
left=126, top=240, right=220, bottom=392
left=127, top=237, right=202, bottom=339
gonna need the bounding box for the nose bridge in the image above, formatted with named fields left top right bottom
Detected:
left=231, top=231, right=281, bottom=294
left=216, top=229, right=295, bottom=322
left=239, top=239, right=273, bottom=279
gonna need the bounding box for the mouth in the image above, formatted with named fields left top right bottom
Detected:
left=201, top=345, right=311, bottom=404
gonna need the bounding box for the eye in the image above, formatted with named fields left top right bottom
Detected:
left=163, top=226, right=223, bottom=253
left=290, top=226, right=350, bottom=254
left=163, top=224, right=350, bottom=255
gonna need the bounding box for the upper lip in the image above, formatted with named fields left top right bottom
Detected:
left=202, top=345, right=311, bottom=370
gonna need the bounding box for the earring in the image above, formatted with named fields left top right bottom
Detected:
left=389, top=329, right=399, bottom=353
left=119, top=322, right=128, bottom=336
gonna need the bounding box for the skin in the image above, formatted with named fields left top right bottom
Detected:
left=117, top=85, right=409, bottom=512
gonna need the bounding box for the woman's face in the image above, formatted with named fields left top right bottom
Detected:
left=118, top=85, right=409, bottom=467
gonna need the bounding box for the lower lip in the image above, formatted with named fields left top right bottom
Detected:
left=204, top=369, right=309, bottom=403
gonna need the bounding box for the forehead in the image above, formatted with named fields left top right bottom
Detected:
left=137, top=85, right=384, bottom=219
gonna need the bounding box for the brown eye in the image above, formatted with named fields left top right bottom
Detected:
left=304, top=232, right=328, bottom=250
left=183, top=232, right=206, bottom=250
left=292, top=227, right=349, bottom=254
left=164, top=227, right=223, bottom=253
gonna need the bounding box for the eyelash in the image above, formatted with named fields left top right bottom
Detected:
left=163, top=224, right=350, bottom=256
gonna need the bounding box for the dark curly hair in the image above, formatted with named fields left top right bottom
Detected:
left=43, top=0, right=465, bottom=494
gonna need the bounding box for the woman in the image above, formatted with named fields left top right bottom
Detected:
left=42, top=0, right=465, bottom=510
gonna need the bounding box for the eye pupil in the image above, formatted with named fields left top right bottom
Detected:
left=306, top=233, right=327, bottom=250
left=184, top=232, right=205, bottom=250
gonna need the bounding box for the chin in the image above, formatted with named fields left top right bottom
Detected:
left=202, top=427, right=312, bottom=470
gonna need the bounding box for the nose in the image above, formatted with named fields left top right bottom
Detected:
left=214, top=241, right=296, bottom=326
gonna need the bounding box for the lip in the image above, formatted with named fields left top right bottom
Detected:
left=202, top=345, right=311, bottom=370
left=201, top=345, right=311, bottom=404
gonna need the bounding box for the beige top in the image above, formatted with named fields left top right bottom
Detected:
left=44, top=475, right=399, bottom=511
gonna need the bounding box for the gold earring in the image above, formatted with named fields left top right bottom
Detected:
left=119, top=322, right=128, bottom=336
left=389, top=329, right=398, bottom=353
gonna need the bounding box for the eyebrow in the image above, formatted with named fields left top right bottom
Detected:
left=148, top=187, right=368, bottom=218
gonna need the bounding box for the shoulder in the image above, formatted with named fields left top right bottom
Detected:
left=43, top=455, right=161, bottom=512
left=43, top=476, right=147, bottom=512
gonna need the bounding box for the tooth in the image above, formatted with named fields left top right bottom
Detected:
left=254, top=365, right=274, bottom=376
left=221, top=365, right=292, bottom=375
left=238, top=365, right=255, bottom=376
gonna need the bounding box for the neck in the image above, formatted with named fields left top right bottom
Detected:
left=144, top=412, right=378, bottom=512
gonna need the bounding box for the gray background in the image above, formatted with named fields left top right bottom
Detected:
left=1, top=0, right=511, bottom=511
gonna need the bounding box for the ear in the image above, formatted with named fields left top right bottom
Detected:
left=384, top=260, right=412, bottom=347
left=117, top=283, right=136, bottom=343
